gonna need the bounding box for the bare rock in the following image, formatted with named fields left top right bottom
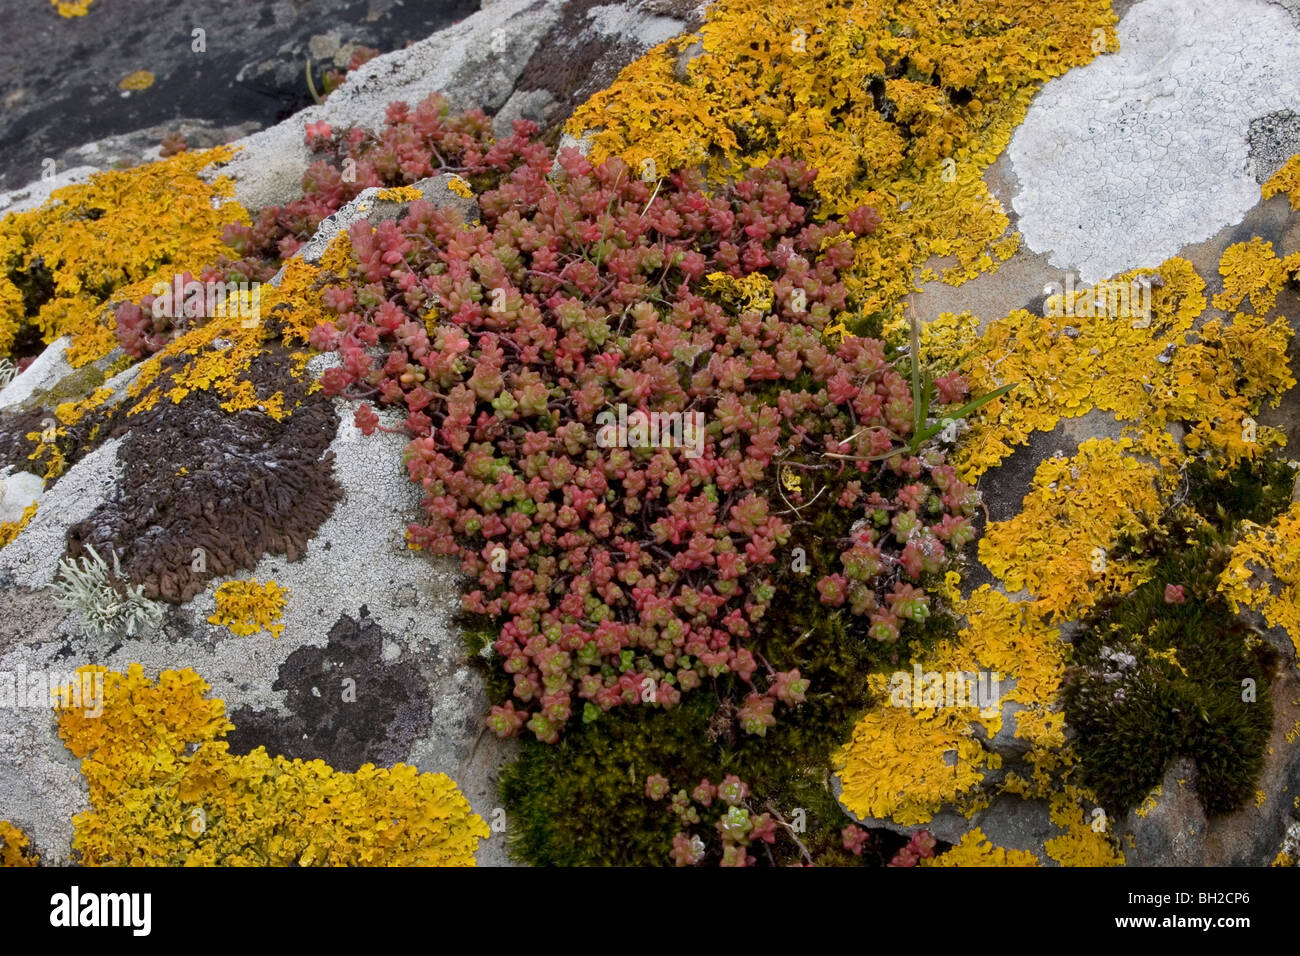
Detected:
left=1123, top=758, right=1208, bottom=866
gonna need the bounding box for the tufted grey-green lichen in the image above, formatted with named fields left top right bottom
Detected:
left=51, top=544, right=164, bottom=638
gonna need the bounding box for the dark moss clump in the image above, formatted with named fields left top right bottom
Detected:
left=457, top=611, right=513, bottom=705
left=496, top=536, right=954, bottom=865
left=1184, top=455, right=1295, bottom=530
left=499, top=692, right=883, bottom=866
left=67, top=347, right=342, bottom=602
left=1063, top=458, right=1289, bottom=816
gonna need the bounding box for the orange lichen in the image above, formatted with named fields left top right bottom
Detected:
left=118, top=70, right=155, bottom=92
left=0, top=821, right=38, bottom=866
left=1043, top=789, right=1124, bottom=866
left=923, top=250, right=1294, bottom=481
left=1262, top=153, right=1300, bottom=209
left=569, top=0, right=1116, bottom=311
left=50, top=0, right=93, bottom=17
left=978, top=438, right=1163, bottom=621
left=0, top=502, right=38, bottom=550
left=924, top=827, right=1039, bottom=866
left=0, top=146, right=247, bottom=365
left=834, top=584, right=1069, bottom=826
left=444, top=175, right=474, bottom=199
left=1218, top=501, right=1300, bottom=656
left=55, top=664, right=489, bottom=866
left=124, top=316, right=291, bottom=420
left=377, top=186, right=426, bottom=202
left=208, top=579, right=289, bottom=638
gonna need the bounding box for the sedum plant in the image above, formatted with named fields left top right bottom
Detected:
left=293, top=100, right=979, bottom=742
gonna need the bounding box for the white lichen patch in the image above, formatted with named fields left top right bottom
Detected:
left=1009, top=0, right=1300, bottom=283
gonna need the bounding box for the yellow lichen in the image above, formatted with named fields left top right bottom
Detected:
left=1262, top=153, right=1300, bottom=209
left=50, top=0, right=93, bottom=16
left=55, top=664, right=489, bottom=866
left=124, top=313, right=293, bottom=420
left=978, top=438, right=1163, bottom=621
left=55, top=386, right=115, bottom=426
left=118, top=70, right=155, bottom=92
left=924, top=251, right=1294, bottom=482
left=208, top=579, right=289, bottom=638
left=0, top=820, right=38, bottom=866
left=923, top=827, right=1039, bottom=866
left=0, top=502, right=38, bottom=550
left=839, top=236, right=1297, bottom=832
left=1213, top=236, right=1291, bottom=316
left=0, top=147, right=248, bottom=365
left=1044, top=789, right=1124, bottom=866
left=445, top=175, right=474, bottom=199
left=1218, top=501, right=1300, bottom=655
left=834, top=694, right=995, bottom=825
left=1135, top=784, right=1162, bottom=818
left=703, top=271, right=774, bottom=313
left=265, top=231, right=352, bottom=345
left=834, top=586, right=1066, bottom=824
left=377, top=186, right=424, bottom=202
left=27, top=432, right=67, bottom=480
left=570, top=0, right=1116, bottom=312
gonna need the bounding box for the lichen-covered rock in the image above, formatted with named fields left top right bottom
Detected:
left=225, top=609, right=435, bottom=771
left=67, top=349, right=342, bottom=603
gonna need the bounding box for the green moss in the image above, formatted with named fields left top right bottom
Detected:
left=1184, top=456, right=1295, bottom=530
left=456, top=611, right=513, bottom=705
left=21, top=363, right=106, bottom=411
left=499, top=687, right=870, bottom=866
left=497, top=492, right=957, bottom=865
left=1063, top=457, right=1289, bottom=816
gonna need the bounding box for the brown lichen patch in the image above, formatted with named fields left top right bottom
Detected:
left=67, top=346, right=342, bottom=603
left=0, top=407, right=49, bottom=475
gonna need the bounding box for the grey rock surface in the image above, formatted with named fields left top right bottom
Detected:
left=1122, top=758, right=1208, bottom=866
left=1247, top=110, right=1300, bottom=184
left=0, top=0, right=480, bottom=191
left=0, top=151, right=517, bottom=869
left=216, top=0, right=692, bottom=212
left=0, top=0, right=694, bottom=263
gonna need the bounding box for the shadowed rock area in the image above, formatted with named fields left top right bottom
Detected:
left=0, top=0, right=480, bottom=190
